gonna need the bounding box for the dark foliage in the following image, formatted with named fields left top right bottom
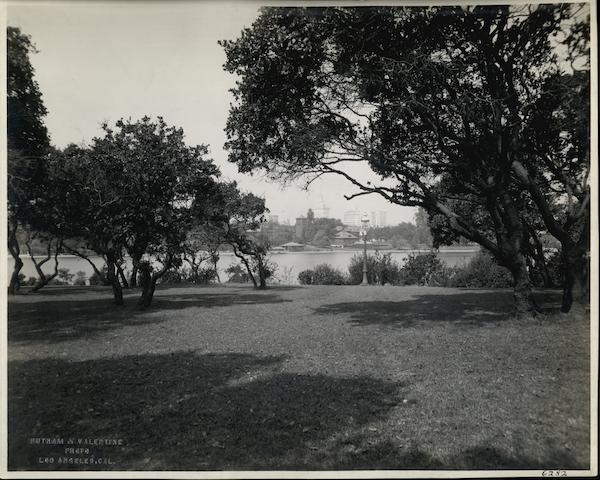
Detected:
left=298, top=264, right=347, bottom=285
left=449, top=252, right=514, bottom=288
left=399, top=252, right=453, bottom=287
left=347, top=252, right=402, bottom=285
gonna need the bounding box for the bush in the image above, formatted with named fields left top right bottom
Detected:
left=89, top=265, right=109, bottom=286
left=298, top=264, right=346, bottom=285
left=348, top=252, right=402, bottom=285
left=254, top=257, right=278, bottom=283
left=449, top=251, right=513, bottom=288
left=51, top=268, right=75, bottom=286
left=159, top=265, right=219, bottom=285
left=73, top=271, right=87, bottom=286
left=348, top=254, right=377, bottom=285
left=188, top=266, right=218, bottom=284
left=398, top=252, right=451, bottom=286
left=225, top=263, right=252, bottom=283
left=160, top=268, right=186, bottom=285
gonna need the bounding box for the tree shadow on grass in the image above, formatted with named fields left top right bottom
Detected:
left=314, top=290, right=564, bottom=328
left=9, top=350, right=586, bottom=471
left=8, top=291, right=291, bottom=344
left=8, top=351, right=404, bottom=471
left=150, top=292, right=292, bottom=310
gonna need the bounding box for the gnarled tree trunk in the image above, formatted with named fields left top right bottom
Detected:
left=231, top=245, right=258, bottom=287
left=8, top=220, right=23, bottom=295
left=508, top=258, right=539, bottom=317
left=27, top=237, right=61, bottom=293
left=256, top=255, right=268, bottom=289
left=137, top=255, right=174, bottom=310
left=129, top=265, right=138, bottom=288
left=561, top=241, right=589, bottom=313
left=117, top=263, right=129, bottom=289
left=106, top=254, right=124, bottom=306
left=8, top=256, right=23, bottom=295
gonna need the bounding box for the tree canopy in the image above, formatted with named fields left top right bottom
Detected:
left=46, top=117, right=221, bottom=307
left=221, top=4, right=590, bottom=313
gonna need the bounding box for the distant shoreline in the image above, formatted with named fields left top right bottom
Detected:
left=12, top=248, right=480, bottom=259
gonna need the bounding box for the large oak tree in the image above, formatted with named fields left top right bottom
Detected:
left=221, top=4, right=590, bottom=314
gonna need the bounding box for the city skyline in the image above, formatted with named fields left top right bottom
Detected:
left=273, top=207, right=400, bottom=227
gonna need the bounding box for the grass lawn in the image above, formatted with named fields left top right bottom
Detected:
left=7, top=284, right=590, bottom=471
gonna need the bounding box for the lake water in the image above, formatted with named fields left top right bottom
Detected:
left=8, top=249, right=478, bottom=285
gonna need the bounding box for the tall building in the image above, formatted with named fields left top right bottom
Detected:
left=343, top=210, right=362, bottom=227
left=378, top=211, right=387, bottom=227
left=370, top=211, right=377, bottom=227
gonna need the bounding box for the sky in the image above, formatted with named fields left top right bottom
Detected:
left=7, top=0, right=417, bottom=225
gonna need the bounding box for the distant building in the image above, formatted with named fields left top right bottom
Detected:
left=295, top=216, right=307, bottom=239
left=343, top=210, right=361, bottom=227
left=280, top=241, right=305, bottom=252
left=369, top=210, right=387, bottom=227
left=331, top=230, right=359, bottom=247
left=343, top=224, right=362, bottom=235
left=267, top=214, right=279, bottom=224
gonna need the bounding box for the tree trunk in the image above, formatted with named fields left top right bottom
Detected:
left=26, top=238, right=61, bottom=293
left=256, top=257, right=267, bottom=289
left=137, top=277, right=158, bottom=310
left=106, top=256, right=124, bottom=306
left=232, top=246, right=257, bottom=287
left=129, top=265, right=138, bottom=288
left=29, top=253, right=60, bottom=293
left=509, top=259, right=539, bottom=317
left=8, top=220, right=23, bottom=295
left=136, top=257, right=172, bottom=310
left=258, top=270, right=267, bottom=289
left=530, top=231, right=553, bottom=288
left=8, top=256, right=23, bottom=295
left=560, top=243, right=589, bottom=313
left=212, top=252, right=221, bottom=283
left=129, top=252, right=142, bottom=288
left=117, top=263, right=129, bottom=289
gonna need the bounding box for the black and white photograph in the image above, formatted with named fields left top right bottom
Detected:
left=1, top=0, right=597, bottom=477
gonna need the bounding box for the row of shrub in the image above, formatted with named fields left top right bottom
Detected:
left=19, top=264, right=219, bottom=288
left=18, top=259, right=275, bottom=288
left=298, top=251, right=515, bottom=288
left=160, top=266, right=219, bottom=285
left=18, top=268, right=89, bottom=287
left=20, top=250, right=562, bottom=289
